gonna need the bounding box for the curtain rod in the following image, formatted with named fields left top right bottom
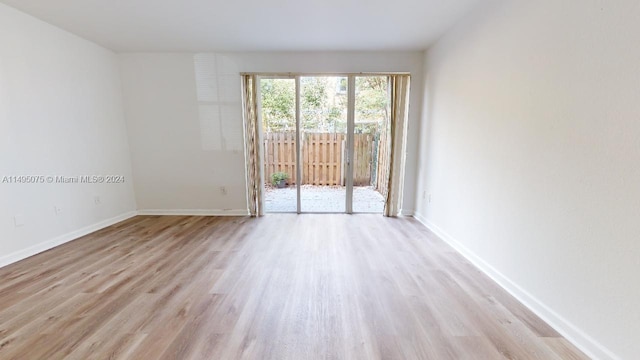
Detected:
left=239, top=72, right=410, bottom=76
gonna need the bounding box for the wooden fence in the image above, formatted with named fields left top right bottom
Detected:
left=263, top=132, right=379, bottom=186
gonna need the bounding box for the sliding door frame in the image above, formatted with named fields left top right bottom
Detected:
left=255, top=72, right=406, bottom=214
left=295, top=76, right=302, bottom=214
left=345, top=75, right=356, bottom=214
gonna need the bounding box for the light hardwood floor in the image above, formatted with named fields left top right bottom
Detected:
left=0, top=215, right=588, bottom=359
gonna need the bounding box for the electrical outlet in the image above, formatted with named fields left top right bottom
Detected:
left=428, top=194, right=432, bottom=203
left=14, top=215, right=24, bottom=227
left=220, top=186, right=228, bottom=195
left=54, top=206, right=63, bottom=215
left=94, top=196, right=101, bottom=205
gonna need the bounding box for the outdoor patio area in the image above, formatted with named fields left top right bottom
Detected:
left=265, top=185, right=385, bottom=213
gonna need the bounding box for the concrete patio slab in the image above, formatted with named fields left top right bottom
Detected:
left=265, top=185, right=384, bottom=213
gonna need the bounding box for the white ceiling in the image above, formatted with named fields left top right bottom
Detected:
left=1, top=0, right=484, bottom=52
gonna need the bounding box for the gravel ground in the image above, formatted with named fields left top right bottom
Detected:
left=265, top=185, right=384, bottom=213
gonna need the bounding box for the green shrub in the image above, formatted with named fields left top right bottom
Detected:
left=271, top=172, right=289, bottom=186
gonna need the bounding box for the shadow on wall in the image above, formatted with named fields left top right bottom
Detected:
left=194, top=54, right=244, bottom=152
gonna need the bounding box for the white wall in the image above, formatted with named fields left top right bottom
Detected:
left=0, top=3, right=136, bottom=265
left=119, top=52, right=424, bottom=213
left=415, top=1, right=640, bottom=359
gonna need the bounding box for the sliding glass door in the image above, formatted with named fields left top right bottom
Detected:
left=260, top=77, right=297, bottom=213
left=352, top=76, right=389, bottom=213
left=260, top=74, right=390, bottom=214
left=299, top=76, right=349, bottom=213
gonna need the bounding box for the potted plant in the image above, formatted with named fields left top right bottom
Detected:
left=271, top=172, right=289, bottom=188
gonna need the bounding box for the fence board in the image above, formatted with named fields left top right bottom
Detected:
left=264, top=132, right=378, bottom=186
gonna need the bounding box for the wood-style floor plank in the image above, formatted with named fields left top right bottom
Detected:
left=0, top=215, right=589, bottom=359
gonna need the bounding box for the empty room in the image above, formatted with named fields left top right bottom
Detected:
left=0, top=0, right=638, bottom=359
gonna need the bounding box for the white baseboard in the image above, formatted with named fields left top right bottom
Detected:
left=137, top=209, right=249, bottom=216
left=0, top=211, right=138, bottom=269
left=400, top=209, right=414, bottom=217
left=0, top=209, right=248, bottom=269
left=411, top=212, right=619, bottom=360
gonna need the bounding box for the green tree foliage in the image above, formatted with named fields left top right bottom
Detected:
left=301, top=77, right=344, bottom=132
left=355, top=76, right=388, bottom=120
left=260, top=76, right=389, bottom=134
left=355, top=76, right=389, bottom=134
left=260, top=79, right=295, bottom=132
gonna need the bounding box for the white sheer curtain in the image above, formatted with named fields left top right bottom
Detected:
left=384, top=75, right=411, bottom=217
left=241, top=75, right=263, bottom=216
